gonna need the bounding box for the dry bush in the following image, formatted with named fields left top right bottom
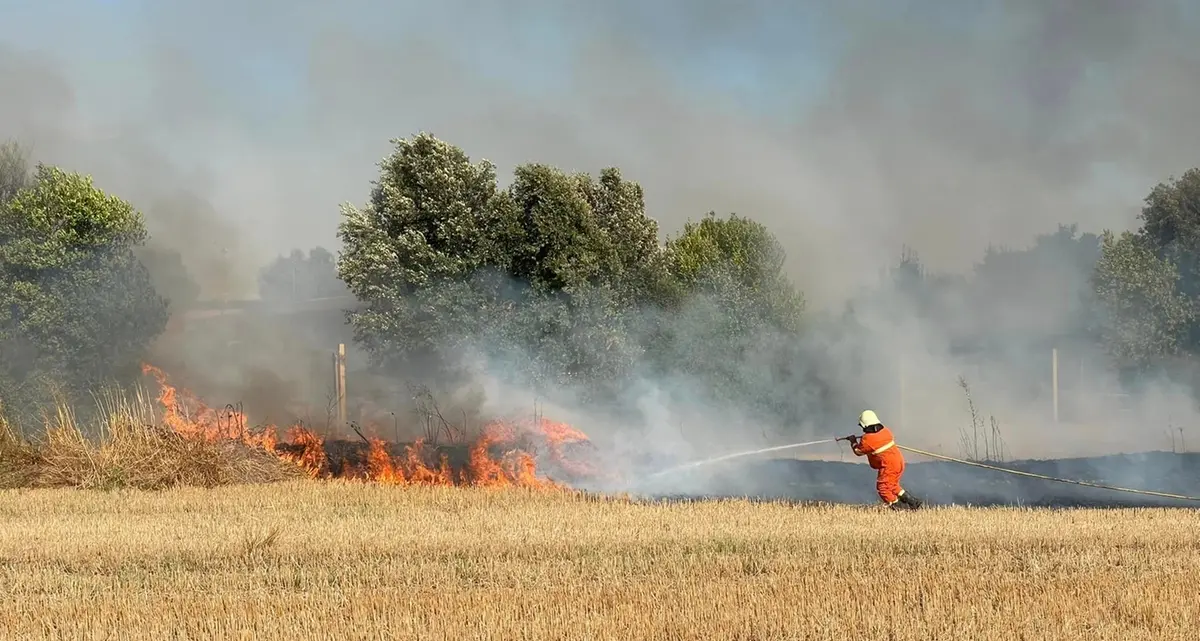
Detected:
left=0, top=387, right=303, bottom=490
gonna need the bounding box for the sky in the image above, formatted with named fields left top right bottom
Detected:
left=2, top=1, right=1198, bottom=305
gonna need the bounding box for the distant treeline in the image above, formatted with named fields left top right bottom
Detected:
left=3, top=134, right=1200, bottom=427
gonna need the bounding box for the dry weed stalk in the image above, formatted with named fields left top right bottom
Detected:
left=0, top=385, right=303, bottom=490
left=956, top=376, right=1008, bottom=462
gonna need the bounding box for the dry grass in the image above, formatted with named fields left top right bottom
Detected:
left=0, top=388, right=302, bottom=490
left=0, top=482, right=1197, bottom=640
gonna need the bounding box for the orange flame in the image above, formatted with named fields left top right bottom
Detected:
left=138, top=364, right=594, bottom=489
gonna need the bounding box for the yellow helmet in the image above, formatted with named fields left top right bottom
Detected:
left=858, top=410, right=881, bottom=429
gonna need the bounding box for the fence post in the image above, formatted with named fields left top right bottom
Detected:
left=336, top=343, right=347, bottom=427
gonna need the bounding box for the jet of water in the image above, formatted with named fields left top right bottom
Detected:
left=644, top=439, right=837, bottom=480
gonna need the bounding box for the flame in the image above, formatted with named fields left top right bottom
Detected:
left=481, top=416, right=601, bottom=480
left=138, top=364, right=595, bottom=489
left=282, top=426, right=328, bottom=478
left=140, top=363, right=281, bottom=450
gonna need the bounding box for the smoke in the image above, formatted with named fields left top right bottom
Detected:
left=4, top=1, right=1200, bottom=501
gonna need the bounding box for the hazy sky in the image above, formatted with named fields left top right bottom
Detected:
left=2, top=1, right=1197, bottom=304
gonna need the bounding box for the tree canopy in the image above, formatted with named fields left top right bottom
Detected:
left=336, top=133, right=806, bottom=411
left=0, top=161, right=169, bottom=419
left=5, top=125, right=1200, bottom=431
left=334, top=132, right=1200, bottom=421
left=1091, top=170, right=1200, bottom=370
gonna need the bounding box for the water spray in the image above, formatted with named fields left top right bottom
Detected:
left=645, top=439, right=836, bottom=480
left=642, top=437, right=1200, bottom=503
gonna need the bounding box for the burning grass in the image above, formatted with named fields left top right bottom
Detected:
left=0, top=482, right=1197, bottom=640
left=138, top=363, right=595, bottom=489
left=0, top=389, right=303, bottom=491
left=0, top=364, right=598, bottom=492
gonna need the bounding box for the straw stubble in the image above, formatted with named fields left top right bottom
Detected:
left=0, top=481, right=1197, bottom=640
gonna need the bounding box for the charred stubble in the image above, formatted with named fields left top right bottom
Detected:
left=0, top=481, right=1197, bottom=640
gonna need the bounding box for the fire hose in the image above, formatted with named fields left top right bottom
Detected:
left=892, top=443, right=1200, bottom=503
left=648, top=437, right=1200, bottom=503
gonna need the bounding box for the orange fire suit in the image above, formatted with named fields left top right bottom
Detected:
left=852, top=425, right=907, bottom=505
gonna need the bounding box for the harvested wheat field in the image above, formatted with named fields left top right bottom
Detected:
left=1, top=481, right=1198, bottom=641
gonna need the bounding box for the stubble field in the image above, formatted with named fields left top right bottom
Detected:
left=1, top=481, right=1198, bottom=641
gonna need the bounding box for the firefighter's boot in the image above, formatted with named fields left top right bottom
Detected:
left=897, top=490, right=923, bottom=510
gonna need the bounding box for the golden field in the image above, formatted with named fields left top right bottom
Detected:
left=0, top=481, right=1198, bottom=640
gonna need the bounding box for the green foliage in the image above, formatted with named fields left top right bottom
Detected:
left=1093, top=231, right=1195, bottom=367
left=337, top=133, right=807, bottom=413
left=0, top=165, right=168, bottom=419
left=1133, top=169, right=1200, bottom=300
left=665, top=212, right=804, bottom=331
left=646, top=213, right=807, bottom=413
left=336, top=135, right=662, bottom=389
left=1090, top=169, right=1200, bottom=371
left=336, top=133, right=514, bottom=367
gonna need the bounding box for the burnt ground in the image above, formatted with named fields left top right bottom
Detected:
left=276, top=437, right=1200, bottom=507
left=623, top=451, right=1200, bottom=509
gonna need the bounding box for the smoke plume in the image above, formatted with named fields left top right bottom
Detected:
left=3, top=1, right=1200, bottom=501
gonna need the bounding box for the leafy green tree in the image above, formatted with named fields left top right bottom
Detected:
left=337, top=133, right=815, bottom=418
left=457, top=162, right=668, bottom=306
left=663, top=212, right=804, bottom=332
left=1117, top=169, right=1200, bottom=354
left=1091, top=230, right=1194, bottom=368
left=337, top=134, right=668, bottom=389
left=1134, top=169, right=1200, bottom=299
left=336, top=133, right=517, bottom=370
left=649, top=213, right=806, bottom=416
left=0, top=165, right=169, bottom=419
left=496, top=164, right=666, bottom=387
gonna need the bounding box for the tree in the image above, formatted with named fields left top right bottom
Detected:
left=650, top=213, right=807, bottom=417
left=495, top=164, right=666, bottom=387
left=1121, top=169, right=1200, bottom=353
left=336, top=133, right=816, bottom=417
left=1134, top=169, right=1200, bottom=299
left=258, top=246, right=350, bottom=304
left=0, top=165, right=169, bottom=419
left=1086, top=168, right=1200, bottom=373
left=663, top=212, right=804, bottom=332
left=336, top=133, right=516, bottom=370
left=336, top=133, right=668, bottom=390
left=1091, top=230, right=1193, bottom=368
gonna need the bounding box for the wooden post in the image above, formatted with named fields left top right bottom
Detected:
left=336, top=343, right=347, bottom=427
left=332, top=351, right=341, bottom=424
left=1051, top=347, right=1059, bottom=423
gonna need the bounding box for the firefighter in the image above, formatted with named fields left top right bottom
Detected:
left=848, top=410, right=923, bottom=510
